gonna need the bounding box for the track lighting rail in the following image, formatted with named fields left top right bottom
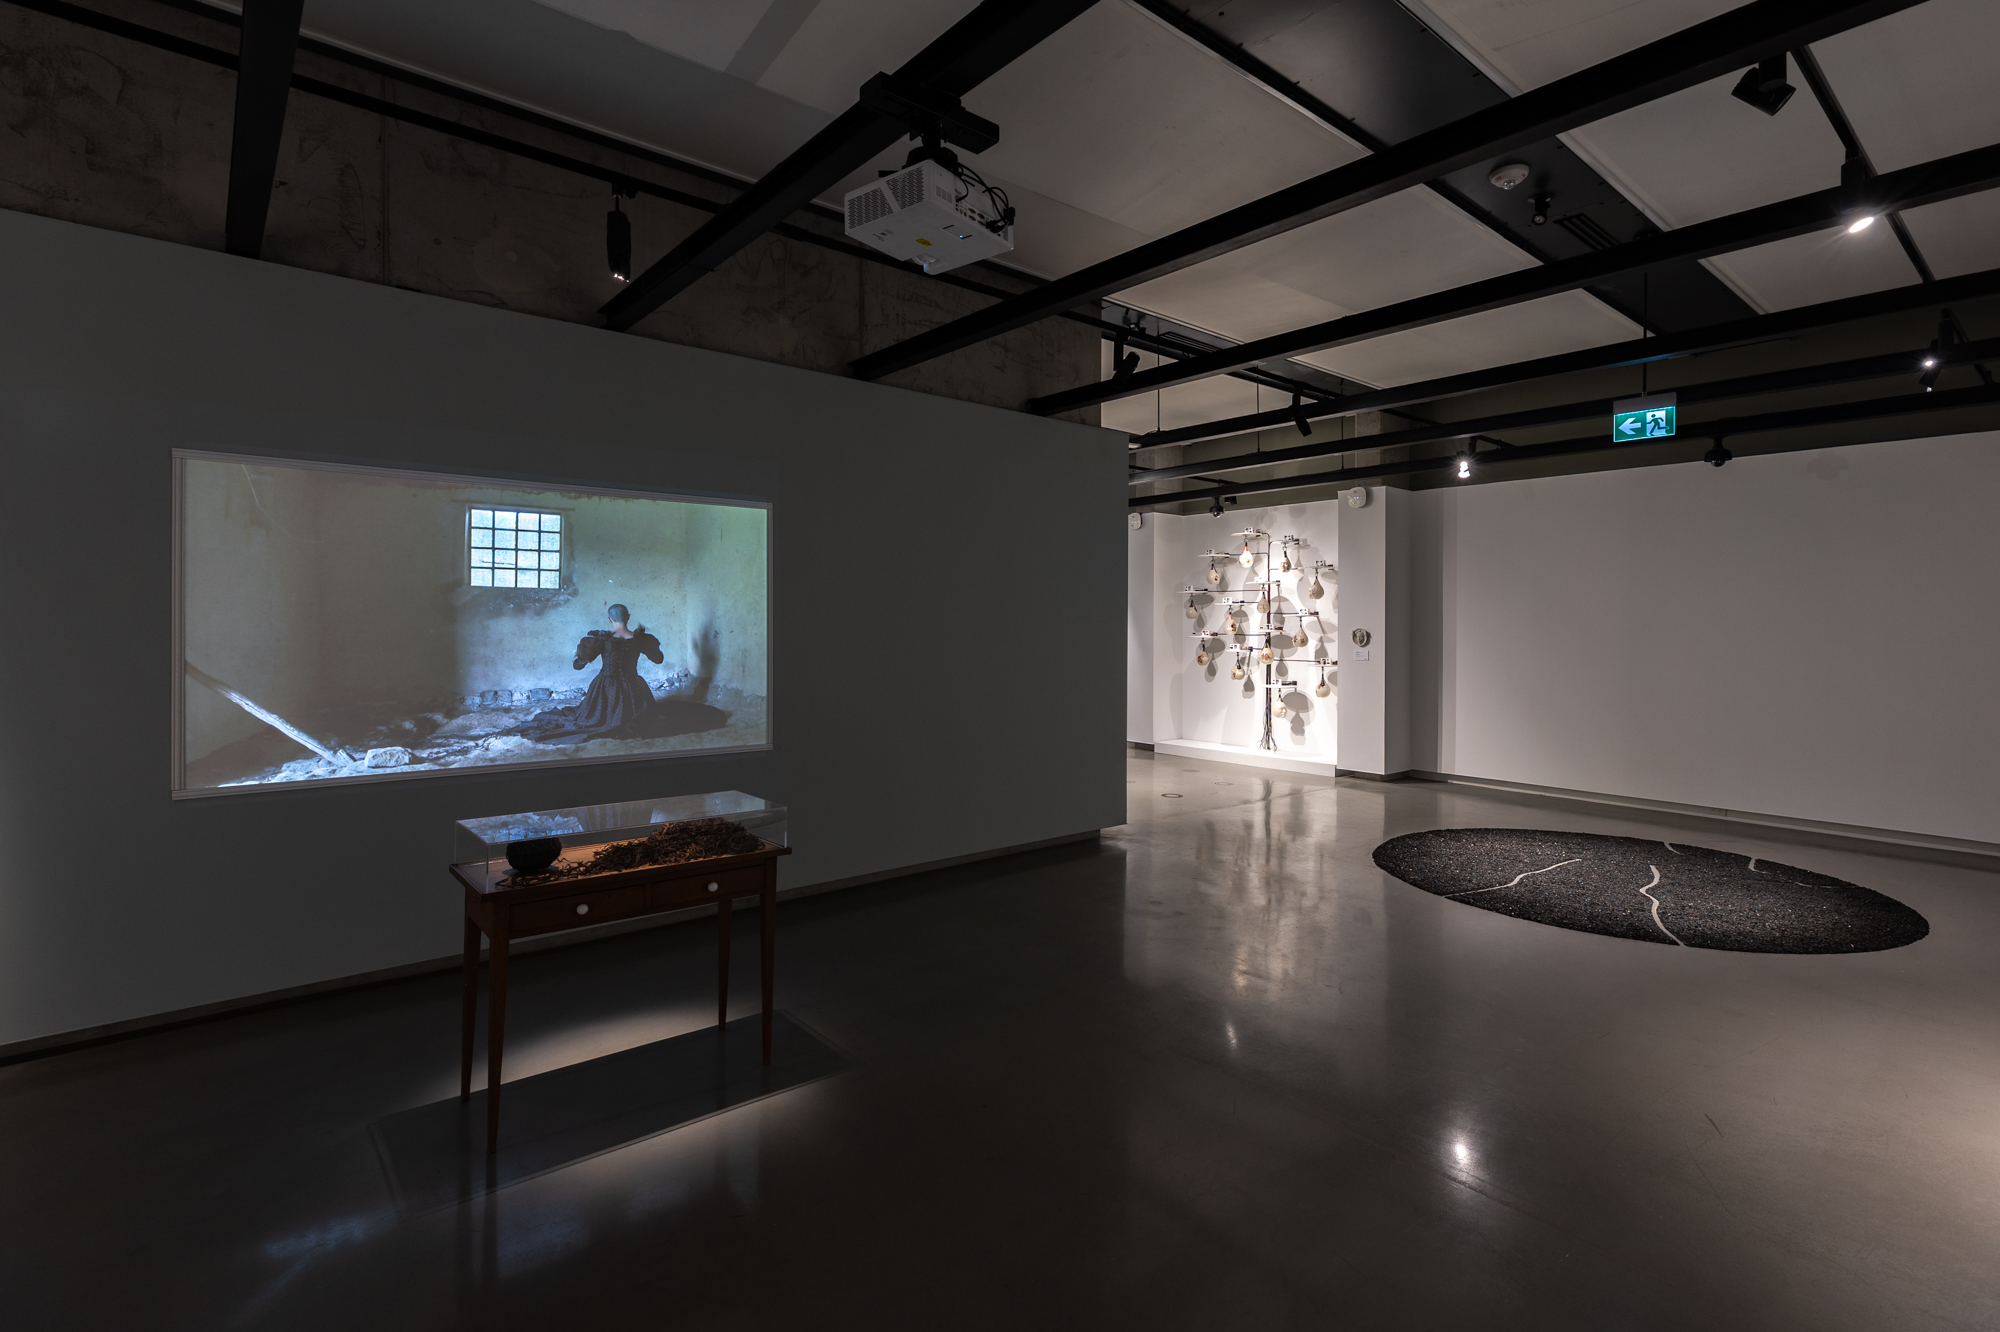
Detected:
left=1128, top=265, right=2000, bottom=450
left=1134, top=382, right=2000, bottom=512
left=846, top=0, right=1929, bottom=384
left=1038, top=139, right=2000, bottom=417
left=1130, top=337, right=2000, bottom=486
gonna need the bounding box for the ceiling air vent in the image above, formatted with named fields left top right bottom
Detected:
left=1553, top=211, right=1620, bottom=252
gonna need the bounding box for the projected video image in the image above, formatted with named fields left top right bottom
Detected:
left=175, top=454, right=769, bottom=793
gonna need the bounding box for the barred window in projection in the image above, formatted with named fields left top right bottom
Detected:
left=470, top=507, right=563, bottom=589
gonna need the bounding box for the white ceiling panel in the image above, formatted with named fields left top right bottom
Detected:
left=1413, top=0, right=2000, bottom=314
left=761, top=0, right=985, bottom=113
left=528, top=0, right=776, bottom=73
left=1293, top=291, right=1643, bottom=388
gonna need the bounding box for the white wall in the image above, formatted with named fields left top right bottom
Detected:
left=0, top=209, right=1127, bottom=1047
left=1408, top=433, right=2000, bottom=844
left=1147, top=501, right=1340, bottom=756
left=1127, top=517, right=1154, bottom=743
left=1336, top=486, right=1411, bottom=777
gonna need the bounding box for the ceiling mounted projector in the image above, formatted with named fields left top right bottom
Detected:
left=844, top=158, right=1014, bottom=275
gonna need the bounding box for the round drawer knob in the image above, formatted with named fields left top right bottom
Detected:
left=708, top=882, right=719, bottom=893
left=575, top=903, right=589, bottom=915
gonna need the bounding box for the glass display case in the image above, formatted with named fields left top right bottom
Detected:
left=453, top=790, right=787, bottom=892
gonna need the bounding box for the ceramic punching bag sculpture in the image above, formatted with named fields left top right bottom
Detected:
left=1273, top=697, right=1288, bottom=719
left=1185, top=594, right=1199, bottom=620
left=1230, top=652, right=1245, bottom=681
left=1293, top=622, right=1309, bottom=649
left=1315, top=669, right=1331, bottom=698
left=1259, top=643, right=1273, bottom=664
left=1239, top=540, right=1254, bottom=568
left=1256, top=588, right=1270, bottom=613
left=1206, top=559, right=1222, bottom=587
left=1281, top=546, right=1293, bottom=573
left=1224, top=610, right=1238, bottom=635
left=1307, top=569, right=1324, bottom=599
left=1195, top=641, right=1210, bottom=667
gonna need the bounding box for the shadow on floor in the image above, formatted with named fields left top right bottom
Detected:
left=370, top=1011, right=849, bottom=1218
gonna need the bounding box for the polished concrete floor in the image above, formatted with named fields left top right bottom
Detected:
left=6, top=753, right=2000, bottom=1329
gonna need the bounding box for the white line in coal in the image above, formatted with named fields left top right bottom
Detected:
left=1448, top=857, right=1583, bottom=897
left=1638, top=865, right=1685, bottom=946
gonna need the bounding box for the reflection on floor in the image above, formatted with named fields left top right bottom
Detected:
left=6, top=751, right=1999, bottom=1329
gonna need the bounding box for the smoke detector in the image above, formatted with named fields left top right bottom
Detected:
left=843, top=159, right=1014, bottom=275
left=1488, top=162, right=1531, bottom=191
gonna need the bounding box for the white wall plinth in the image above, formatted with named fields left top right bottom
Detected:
left=1156, top=738, right=1341, bottom=778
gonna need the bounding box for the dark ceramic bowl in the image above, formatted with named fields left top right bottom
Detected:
left=505, top=836, right=563, bottom=874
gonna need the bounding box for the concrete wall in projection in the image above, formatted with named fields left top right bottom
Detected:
left=1406, top=433, right=2000, bottom=844
left=0, top=208, right=1126, bottom=1048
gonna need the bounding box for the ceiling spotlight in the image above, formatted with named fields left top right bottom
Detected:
left=1453, top=447, right=1475, bottom=480
left=1919, top=344, right=1942, bottom=391
left=1489, top=162, right=1530, bottom=191
left=1704, top=439, right=1732, bottom=467
left=1729, top=55, right=1796, bottom=117
left=1208, top=495, right=1225, bottom=518
left=1530, top=193, right=1553, bottom=226
left=606, top=189, right=633, bottom=283
left=1291, top=391, right=1312, bottom=437
left=1839, top=155, right=1878, bottom=235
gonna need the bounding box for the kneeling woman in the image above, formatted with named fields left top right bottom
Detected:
left=524, top=604, right=662, bottom=740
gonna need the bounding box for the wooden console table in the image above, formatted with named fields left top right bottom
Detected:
left=451, top=842, right=792, bottom=1153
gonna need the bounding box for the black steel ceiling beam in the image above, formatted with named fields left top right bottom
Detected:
left=1124, top=0, right=1613, bottom=302
left=1791, top=43, right=1933, bottom=283
left=596, top=0, right=1098, bottom=333
left=847, top=0, right=1928, bottom=383
left=1133, top=382, right=2000, bottom=510
left=1128, top=263, right=2000, bottom=450
left=222, top=0, right=304, bottom=258
left=22, top=0, right=1366, bottom=414
left=1036, top=139, right=2000, bottom=416
left=1130, top=337, right=2000, bottom=485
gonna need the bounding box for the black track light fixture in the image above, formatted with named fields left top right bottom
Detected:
left=1704, top=438, right=1733, bottom=467
left=1112, top=333, right=1140, bottom=379
left=1454, top=447, right=1474, bottom=480
left=1291, top=391, right=1312, bottom=437
left=1530, top=192, right=1553, bottom=226
left=1918, top=342, right=1942, bottom=391
left=1839, top=155, right=1878, bottom=234
left=606, top=184, right=635, bottom=283
left=1730, top=54, right=1796, bottom=117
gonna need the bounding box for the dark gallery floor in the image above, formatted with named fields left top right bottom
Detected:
left=6, top=752, right=1998, bottom=1330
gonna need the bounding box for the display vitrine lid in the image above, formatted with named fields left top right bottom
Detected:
left=456, top=791, right=782, bottom=847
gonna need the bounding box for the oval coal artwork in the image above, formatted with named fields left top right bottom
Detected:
left=1372, top=829, right=1928, bottom=954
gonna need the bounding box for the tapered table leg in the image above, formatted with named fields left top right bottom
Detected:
left=486, top=927, right=510, bottom=1154
left=460, top=915, right=480, bottom=1100
left=717, top=894, right=732, bottom=1030
left=760, top=872, right=775, bottom=1065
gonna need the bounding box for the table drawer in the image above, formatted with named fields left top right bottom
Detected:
left=510, top=885, right=649, bottom=936
left=650, top=865, right=766, bottom=913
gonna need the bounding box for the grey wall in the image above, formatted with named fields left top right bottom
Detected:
left=1406, top=434, right=2000, bottom=844
left=0, top=208, right=1126, bottom=1047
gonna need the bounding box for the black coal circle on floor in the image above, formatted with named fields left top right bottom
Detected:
left=1372, top=829, right=1928, bottom=954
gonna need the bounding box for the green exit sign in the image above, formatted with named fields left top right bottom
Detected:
left=1612, top=392, right=1677, bottom=441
